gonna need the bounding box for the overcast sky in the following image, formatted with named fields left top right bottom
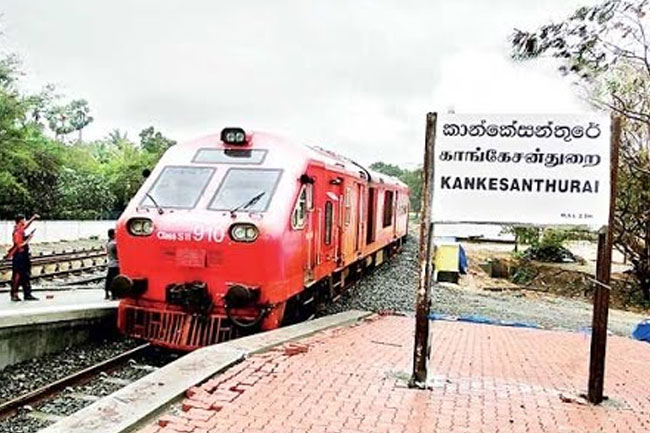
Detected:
left=1, top=0, right=595, bottom=168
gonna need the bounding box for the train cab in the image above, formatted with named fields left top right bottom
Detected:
left=114, top=128, right=409, bottom=350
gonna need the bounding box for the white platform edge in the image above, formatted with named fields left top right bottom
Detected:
left=0, top=303, right=118, bottom=329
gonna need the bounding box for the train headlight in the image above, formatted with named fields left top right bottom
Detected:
left=128, top=218, right=154, bottom=236
left=221, top=127, right=247, bottom=145
left=229, top=223, right=258, bottom=242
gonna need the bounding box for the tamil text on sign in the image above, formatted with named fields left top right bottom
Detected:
left=432, top=114, right=611, bottom=226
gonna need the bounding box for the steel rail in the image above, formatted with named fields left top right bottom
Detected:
left=0, top=248, right=105, bottom=271
left=0, top=343, right=151, bottom=420
left=0, top=264, right=107, bottom=286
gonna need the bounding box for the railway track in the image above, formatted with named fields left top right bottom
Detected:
left=0, top=248, right=105, bottom=270
left=0, top=343, right=177, bottom=432
left=0, top=247, right=107, bottom=287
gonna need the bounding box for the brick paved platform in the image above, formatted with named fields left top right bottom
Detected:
left=139, top=315, right=650, bottom=433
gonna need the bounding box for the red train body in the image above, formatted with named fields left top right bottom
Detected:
left=114, top=128, right=409, bottom=350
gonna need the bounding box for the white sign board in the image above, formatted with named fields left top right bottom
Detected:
left=432, top=114, right=611, bottom=227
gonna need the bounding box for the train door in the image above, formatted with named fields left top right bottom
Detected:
left=306, top=180, right=317, bottom=282
left=340, top=184, right=353, bottom=263
left=355, top=183, right=364, bottom=255
left=322, top=179, right=342, bottom=266
left=301, top=169, right=342, bottom=280
left=340, top=181, right=365, bottom=264
left=366, top=187, right=377, bottom=245
left=292, top=180, right=314, bottom=284
left=392, top=192, right=398, bottom=238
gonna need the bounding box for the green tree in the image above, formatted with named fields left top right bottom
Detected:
left=511, top=0, right=650, bottom=302
left=0, top=47, right=173, bottom=220
left=402, top=167, right=423, bottom=214
left=370, top=162, right=423, bottom=214
left=369, top=162, right=404, bottom=178
left=53, top=169, right=115, bottom=219
left=139, top=126, right=176, bottom=156
left=0, top=55, right=64, bottom=218
left=46, top=99, right=93, bottom=141
left=100, top=132, right=161, bottom=215
left=68, top=99, right=93, bottom=142
left=45, top=105, right=75, bottom=139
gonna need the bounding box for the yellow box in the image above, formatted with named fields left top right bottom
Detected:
left=434, top=243, right=460, bottom=273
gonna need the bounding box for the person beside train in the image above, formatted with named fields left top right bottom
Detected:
left=8, top=214, right=39, bottom=302
left=105, top=228, right=119, bottom=300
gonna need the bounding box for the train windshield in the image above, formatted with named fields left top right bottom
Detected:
left=142, top=166, right=214, bottom=209
left=209, top=168, right=282, bottom=212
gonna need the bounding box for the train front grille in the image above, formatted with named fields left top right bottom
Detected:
left=121, top=305, right=239, bottom=350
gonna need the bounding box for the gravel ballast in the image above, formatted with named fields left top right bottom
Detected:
left=0, top=338, right=141, bottom=405
left=321, top=234, right=647, bottom=336
left=0, top=341, right=177, bottom=433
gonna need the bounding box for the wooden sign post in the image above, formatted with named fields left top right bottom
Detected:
left=587, top=114, right=621, bottom=404
left=409, top=112, right=436, bottom=388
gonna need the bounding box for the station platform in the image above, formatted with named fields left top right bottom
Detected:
left=0, top=289, right=113, bottom=318
left=0, top=289, right=118, bottom=369
left=0, top=288, right=115, bottom=328
left=41, top=312, right=650, bottom=433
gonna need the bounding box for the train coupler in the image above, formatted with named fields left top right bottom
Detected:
left=166, top=281, right=213, bottom=314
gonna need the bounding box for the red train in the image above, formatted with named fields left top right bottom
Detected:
left=113, top=128, right=409, bottom=350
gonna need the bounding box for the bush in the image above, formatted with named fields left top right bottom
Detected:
left=511, top=265, right=537, bottom=284
left=503, top=227, right=583, bottom=263
left=523, top=245, right=577, bottom=263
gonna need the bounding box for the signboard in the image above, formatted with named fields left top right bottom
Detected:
left=432, top=113, right=611, bottom=226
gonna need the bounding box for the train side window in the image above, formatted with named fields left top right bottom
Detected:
left=383, top=190, right=394, bottom=228
left=292, top=186, right=309, bottom=229
left=324, top=201, right=333, bottom=245
left=344, top=187, right=351, bottom=226
left=306, top=182, right=314, bottom=210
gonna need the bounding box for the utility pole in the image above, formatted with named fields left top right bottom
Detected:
left=587, top=114, right=621, bottom=404
left=409, top=112, right=437, bottom=388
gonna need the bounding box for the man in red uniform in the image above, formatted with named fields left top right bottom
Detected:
left=9, top=214, right=39, bottom=301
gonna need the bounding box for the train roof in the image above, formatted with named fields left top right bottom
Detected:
left=305, top=145, right=407, bottom=189
left=180, top=130, right=408, bottom=190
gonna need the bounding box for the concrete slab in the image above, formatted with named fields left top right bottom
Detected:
left=0, top=303, right=117, bottom=329
left=0, top=290, right=118, bottom=369
left=223, top=308, right=374, bottom=354
left=39, top=310, right=372, bottom=433
left=0, top=289, right=112, bottom=321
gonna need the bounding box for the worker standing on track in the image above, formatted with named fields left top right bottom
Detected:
left=105, top=228, right=119, bottom=300
left=8, top=214, right=39, bottom=302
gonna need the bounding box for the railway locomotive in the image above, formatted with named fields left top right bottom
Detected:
left=113, top=128, right=409, bottom=350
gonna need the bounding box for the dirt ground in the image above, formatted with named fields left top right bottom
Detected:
left=445, top=240, right=649, bottom=336
left=326, top=231, right=649, bottom=337
left=461, top=241, right=647, bottom=311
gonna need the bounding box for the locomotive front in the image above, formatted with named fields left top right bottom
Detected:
left=113, top=128, right=305, bottom=350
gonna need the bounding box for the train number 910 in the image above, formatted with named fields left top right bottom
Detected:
left=192, top=225, right=225, bottom=242
left=156, top=225, right=225, bottom=243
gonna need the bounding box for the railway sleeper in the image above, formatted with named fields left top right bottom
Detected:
left=101, top=377, right=132, bottom=386
left=0, top=248, right=104, bottom=271
left=0, top=264, right=107, bottom=285
left=66, top=393, right=101, bottom=402
left=26, top=411, right=64, bottom=422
